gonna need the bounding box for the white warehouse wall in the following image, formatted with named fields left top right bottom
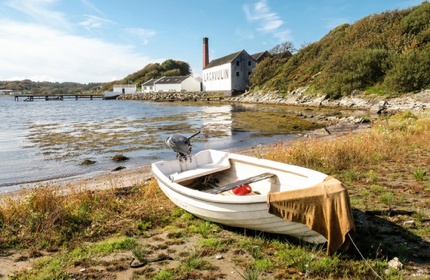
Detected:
left=202, top=64, right=231, bottom=91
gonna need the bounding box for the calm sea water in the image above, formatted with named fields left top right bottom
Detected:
left=0, top=96, right=303, bottom=193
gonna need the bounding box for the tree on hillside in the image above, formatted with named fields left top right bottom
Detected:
left=269, top=41, right=296, bottom=55
left=161, top=59, right=191, bottom=76
left=100, top=59, right=191, bottom=92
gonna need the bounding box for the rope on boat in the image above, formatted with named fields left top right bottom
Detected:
left=348, top=233, right=383, bottom=280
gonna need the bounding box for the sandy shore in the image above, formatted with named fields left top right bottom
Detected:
left=64, top=165, right=154, bottom=191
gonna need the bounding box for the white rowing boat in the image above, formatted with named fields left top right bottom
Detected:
left=151, top=149, right=355, bottom=254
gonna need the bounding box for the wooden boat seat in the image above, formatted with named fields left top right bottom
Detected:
left=169, top=152, right=231, bottom=183
left=204, top=172, right=277, bottom=195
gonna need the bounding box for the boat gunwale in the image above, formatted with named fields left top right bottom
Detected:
left=151, top=149, right=328, bottom=204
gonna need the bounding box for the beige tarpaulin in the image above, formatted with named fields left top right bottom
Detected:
left=267, top=176, right=355, bottom=255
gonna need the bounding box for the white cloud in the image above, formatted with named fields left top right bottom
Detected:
left=79, top=15, right=114, bottom=33
left=0, top=20, right=159, bottom=83
left=125, top=28, right=157, bottom=45
left=80, top=0, right=104, bottom=16
left=0, top=0, right=161, bottom=83
left=5, top=0, right=71, bottom=30
left=243, top=0, right=292, bottom=42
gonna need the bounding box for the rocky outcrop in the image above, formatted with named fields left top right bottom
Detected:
left=228, top=88, right=430, bottom=115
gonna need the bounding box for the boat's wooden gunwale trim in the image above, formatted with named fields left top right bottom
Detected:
left=204, top=172, right=277, bottom=194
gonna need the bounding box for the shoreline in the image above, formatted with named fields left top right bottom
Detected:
left=2, top=121, right=371, bottom=198
left=119, top=89, right=430, bottom=115
left=4, top=89, right=428, bottom=196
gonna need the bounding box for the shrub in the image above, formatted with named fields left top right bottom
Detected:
left=383, top=51, right=430, bottom=93
left=321, top=48, right=390, bottom=98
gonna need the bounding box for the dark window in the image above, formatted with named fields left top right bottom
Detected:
left=248, top=72, right=251, bottom=76
left=236, top=61, right=239, bottom=66
left=248, top=61, right=251, bottom=66
left=236, top=72, right=240, bottom=77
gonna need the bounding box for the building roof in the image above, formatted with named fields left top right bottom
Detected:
left=251, top=51, right=271, bottom=62
left=204, top=49, right=269, bottom=70
left=113, top=84, right=136, bottom=87
left=204, top=50, right=244, bottom=69
left=141, top=78, right=157, bottom=86
left=155, top=76, right=190, bottom=84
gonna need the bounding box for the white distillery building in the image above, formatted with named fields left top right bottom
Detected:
left=113, top=84, right=136, bottom=94
left=201, top=37, right=270, bottom=94
left=141, top=76, right=201, bottom=93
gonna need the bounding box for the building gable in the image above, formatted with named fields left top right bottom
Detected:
left=204, top=50, right=244, bottom=70
left=251, top=51, right=272, bottom=63
left=141, top=78, right=156, bottom=86
left=202, top=50, right=257, bottom=93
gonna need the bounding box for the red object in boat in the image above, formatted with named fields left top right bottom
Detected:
left=232, top=184, right=252, bottom=195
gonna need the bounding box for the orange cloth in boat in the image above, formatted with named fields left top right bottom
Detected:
left=267, top=176, right=355, bottom=255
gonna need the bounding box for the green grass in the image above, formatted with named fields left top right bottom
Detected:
left=379, top=192, right=395, bottom=206
left=1, top=110, right=430, bottom=279
left=413, top=168, right=427, bottom=181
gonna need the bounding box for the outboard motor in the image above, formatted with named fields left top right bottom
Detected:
left=165, top=131, right=200, bottom=162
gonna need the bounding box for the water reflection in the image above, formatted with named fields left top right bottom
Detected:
left=0, top=97, right=369, bottom=191
left=202, top=104, right=233, bottom=137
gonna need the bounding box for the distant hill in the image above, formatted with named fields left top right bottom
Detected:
left=0, top=79, right=103, bottom=95
left=99, top=59, right=191, bottom=92
left=0, top=59, right=191, bottom=95
left=250, top=1, right=430, bottom=98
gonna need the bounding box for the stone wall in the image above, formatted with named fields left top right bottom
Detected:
left=117, top=91, right=225, bottom=102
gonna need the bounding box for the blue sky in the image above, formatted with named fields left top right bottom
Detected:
left=0, top=0, right=423, bottom=83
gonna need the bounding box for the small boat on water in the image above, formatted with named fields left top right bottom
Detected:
left=151, top=149, right=355, bottom=254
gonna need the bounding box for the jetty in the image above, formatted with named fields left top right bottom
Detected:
left=14, top=94, right=104, bottom=101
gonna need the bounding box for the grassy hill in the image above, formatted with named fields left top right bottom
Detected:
left=250, top=1, right=430, bottom=98
left=99, top=59, right=191, bottom=92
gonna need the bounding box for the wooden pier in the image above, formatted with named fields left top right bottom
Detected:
left=14, top=94, right=105, bottom=101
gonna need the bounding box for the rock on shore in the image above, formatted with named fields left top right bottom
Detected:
left=227, top=88, right=430, bottom=115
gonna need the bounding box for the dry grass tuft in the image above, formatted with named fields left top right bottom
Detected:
left=264, top=111, right=430, bottom=175
left=0, top=180, right=175, bottom=250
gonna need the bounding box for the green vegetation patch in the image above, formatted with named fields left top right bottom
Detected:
left=232, top=110, right=323, bottom=136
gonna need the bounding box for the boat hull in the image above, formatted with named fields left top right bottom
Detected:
left=152, top=149, right=328, bottom=244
